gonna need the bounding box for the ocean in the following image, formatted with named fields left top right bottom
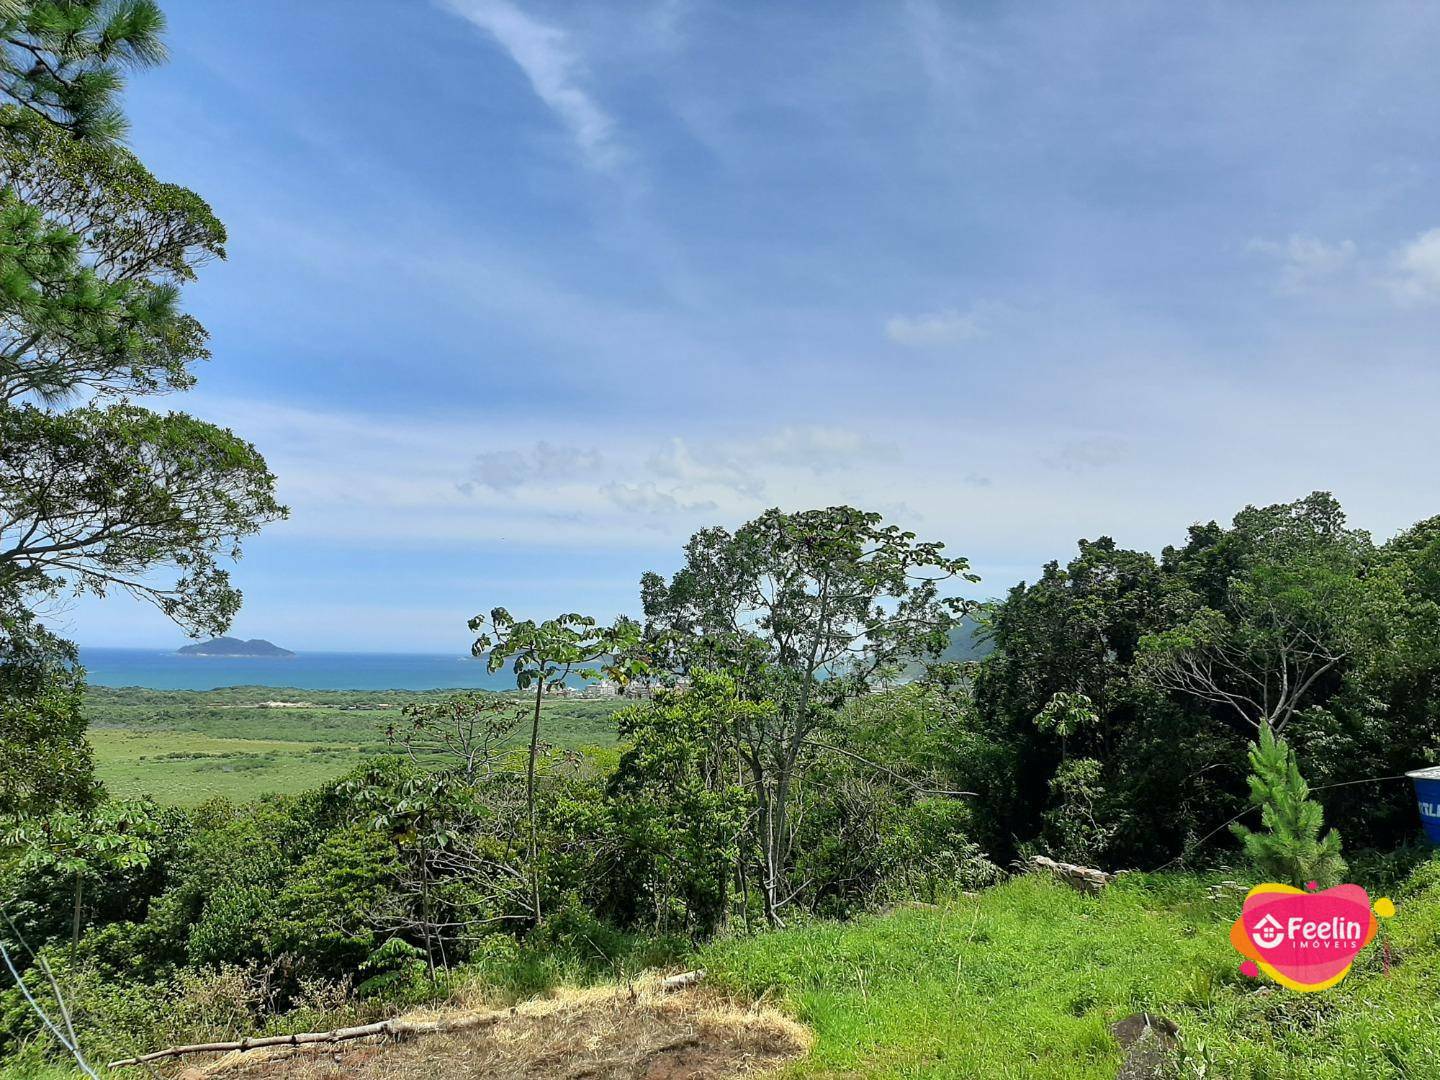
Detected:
left=78, top=647, right=524, bottom=692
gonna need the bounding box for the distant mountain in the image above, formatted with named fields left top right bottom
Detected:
left=177, top=636, right=295, bottom=658
left=898, top=615, right=992, bottom=678
left=937, top=614, right=993, bottom=664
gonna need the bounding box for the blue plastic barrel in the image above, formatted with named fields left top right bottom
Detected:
left=1409, top=766, right=1440, bottom=845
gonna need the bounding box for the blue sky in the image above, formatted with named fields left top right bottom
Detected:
left=63, top=0, right=1440, bottom=651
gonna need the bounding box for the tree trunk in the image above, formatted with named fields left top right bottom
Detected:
left=759, top=768, right=792, bottom=927
left=418, top=845, right=437, bottom=984
left=528, top=678, right=543, bottom=924
left=69, top=873, right=83, bottom=962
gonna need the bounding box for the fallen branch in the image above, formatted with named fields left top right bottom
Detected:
left=107, top=1012, right=500, bottom=1070
left=659, top=969, right=706, bottom=991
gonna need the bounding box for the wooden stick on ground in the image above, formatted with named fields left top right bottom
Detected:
left=106, top=1012, right=500, bottom=1070
left=658, top=969, right=706, bottom=992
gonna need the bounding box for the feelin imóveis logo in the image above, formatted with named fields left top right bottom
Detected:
left=1230, top=882, right=1395, bottom=992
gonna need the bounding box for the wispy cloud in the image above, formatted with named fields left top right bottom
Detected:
left=462, top=442, right=604, bottom=493
left=602, top=481, right=717, bottom=519
left=1249, top=234, right=1357, bottom=294
left=440, top=0, right=621, bottom=172
left=100, top=1, right=1440, bottom=650
left=751, top=426, right=900, bottom=473
left=1388, top=227, right=1440, bottom=305
left=885, top=305, right=989, bottom=347
left=643, top=427, right=896, bottom=499
left=646, top=437, right=764, bottom=497
left=1248, top=228, right=1440, bottom=306
left=1043, top=436, right=1129, bottom=474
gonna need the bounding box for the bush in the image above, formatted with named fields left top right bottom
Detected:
left=601, top=677, right=750, bottom=937
left=271, top=825, right=394, bottom=979
left=1232, top=723, right=1347, bottom=888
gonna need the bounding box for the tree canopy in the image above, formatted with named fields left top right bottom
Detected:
left=642, top=505, right=977, bottom=923
left=0, top=113, right=224, bottom=403
left=1, top=0, right=165, bottom=142
left=0, top=56, right=281, bottom=639
left=0, top=403, right=282, bottom=635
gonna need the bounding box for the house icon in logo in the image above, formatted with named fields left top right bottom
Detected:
left=1252, top=913, right=1286, bottom=950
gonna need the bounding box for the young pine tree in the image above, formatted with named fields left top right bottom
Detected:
left=1231, top=723, right=1347, bottom=888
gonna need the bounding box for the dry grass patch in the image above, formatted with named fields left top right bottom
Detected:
left=180, top=980, right=809, bottom=1080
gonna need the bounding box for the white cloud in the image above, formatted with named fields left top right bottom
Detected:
left=1248, top=228, right=1440, bottom=306
left=1248, top=234, right=1356, bottom=293
left=1043, top=436, right=1129, bottom=474
left=602, top=481, right=716, bottom=518
left=644, top=426, right=894, bottom=496
left=751, top=426, right=899, bottom=473
left=646, top=437, right=763, bottom=497
left=1388, top=228, right=1440, bottom=305
left=440, top=0, right=621, bottom=172
left=885, top=305, right=988, bottom=347
left=464, top=442, right=603, bottom=492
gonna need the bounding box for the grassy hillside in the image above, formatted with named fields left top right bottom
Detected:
left=703, top=869, right=1440, bottom=1078
left=84, top=686, right=626, bottom=805
left=8, top=864, right=1439, bottom=1077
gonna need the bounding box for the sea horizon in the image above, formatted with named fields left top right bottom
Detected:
left=77, top=645, right=523, bottom=693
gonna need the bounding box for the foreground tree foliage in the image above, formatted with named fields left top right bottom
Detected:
left=603, top=672, right=753, bottom=936
left=0, top=4, right=282, bottom=828
left=971, top=491, right=1440, bottom=867
left=1140, top=493, right=1378, bottom=737
left=1, top=0, right=165, bottom=142
left=468, top=609, right=643, bottom=924
left=0, top=600, right=93, bottom=818
left=0, top=113, right=282, bottom=636
left=1, top=403, right=283, bottom=633
left=0, top=113, right=223, bottom=404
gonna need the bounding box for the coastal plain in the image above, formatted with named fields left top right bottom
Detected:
left=85, top=686, right=626, bottom=804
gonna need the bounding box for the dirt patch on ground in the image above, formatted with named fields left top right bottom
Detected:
left=184, top=982, right=809, bottom=1080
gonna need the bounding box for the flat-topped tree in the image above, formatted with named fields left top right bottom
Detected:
left=469, top=608, right=642, bottom=922
left=641, top=505, right=978, bottom=925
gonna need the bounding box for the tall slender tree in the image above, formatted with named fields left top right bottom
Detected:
left=469, top=608, right=642, bottom=923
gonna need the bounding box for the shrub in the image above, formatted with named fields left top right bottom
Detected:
left=1232, top=723, right=1347, bottom=887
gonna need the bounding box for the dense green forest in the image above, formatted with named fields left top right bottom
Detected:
left=4, top=3, right=1440, bottom=1077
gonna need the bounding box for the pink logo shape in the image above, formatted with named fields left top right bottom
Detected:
left=1230, top=883, right=1378, bottom=992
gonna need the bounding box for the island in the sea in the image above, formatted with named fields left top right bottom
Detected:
left=176, top=636, right=296, bottom=658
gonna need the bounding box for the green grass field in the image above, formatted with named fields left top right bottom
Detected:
left=85, top=686, right=626, bottom=805
left=702, top=870, right=1440, bottom=1078
left=87, top=729, right=368, bottom=803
